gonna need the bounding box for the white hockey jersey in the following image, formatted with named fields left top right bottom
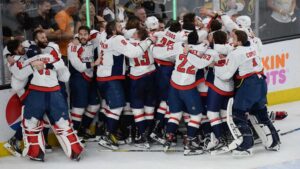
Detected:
left=96, top=35, right=152, bottom=81
left=25, top=42, right=70, bottom=82
left=74, top=29, right=100, bottom=51
left=151, top=42, right=213, bottom=90
left=25, top=53, right=67, bottom=92
left=153, top=29, right=185, bottom=66
left=7, top=54, right=33, bottom=99
left=42, top=42, right=70, bottom=83
left=205, top=44, right=235, bottom=95
left=68, top=41, right=95, bottom=81
left=214, top=44, right=263, bottom=81
left=128, top=39, right=156, bottom=79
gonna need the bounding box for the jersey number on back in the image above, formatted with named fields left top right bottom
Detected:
left=160, top=37, right=175, bottom=46
left=133, top=51, right=150, bottom=66
left=177, top=54, right=195, bottom=74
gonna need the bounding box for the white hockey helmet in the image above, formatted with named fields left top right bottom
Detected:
left=124, top=28, right=137, bottom=39
left=236, top=15, right=251, bottom=29
left=145, top=16, right=159, bottom=30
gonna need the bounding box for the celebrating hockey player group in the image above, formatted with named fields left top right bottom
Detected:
left=3, top=6, right=282, bottom=161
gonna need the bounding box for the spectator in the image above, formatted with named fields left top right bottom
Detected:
left=134, top=6, right=147, bottom=28
left=77, top=2, right=106, bottom=31
left=95, top=0, right=107, bottom=17
left=158, top=17, right=165, bottom=31
left=265, top=0, right=297, bottom=39
left=32, top=0, right=61, bottom=41
left=103, top=2, right=128, bottom=23
left=55, top=0, right=80, bottom=58
left=2, top=0, right=32, bottom=45
left=220, top=0, right=245, bottom=16
left=123, top=0, right=143, bottom=18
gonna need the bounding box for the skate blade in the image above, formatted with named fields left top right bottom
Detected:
left=163, top=146, right=169, bottom=153
left=125, top=138, right=132, bottom=144
left=117, top=140, right=127, bottom=145
left=98, top=140, right=118, bottom=150
left=3, top=143, right=21, bottom=157
left=134, top=143, right=150, bottom=149
left=211, top=147, right=231, bottom=155
left=232, top=150, right=253, bottom=157
left=71, top=153, right=82, bottom=161
left=171, top=142, right=177, bottom=147
left=29, top=157, right=44, bottom=162
left=265, top=144, right=280, bottom=151
left=150, top=134, right=166, bottom=145
left=85, top=136, right=101, bottom=142
left=184, top=150, right=204, bottom=156
left=45, top=149, right=53, bottom=153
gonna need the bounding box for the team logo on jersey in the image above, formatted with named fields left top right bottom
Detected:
left=121, top=39, right=128, bottom=46
left=5, top=94, right=22, bottom=131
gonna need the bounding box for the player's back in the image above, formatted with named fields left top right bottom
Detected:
left=232, top=45, right=263, bottom=78
left=128, top=39, right=155, bottom=77
left=97, top=35, right=126, bottom=79
left=171, top=43, right=208, bottom=89
left=156, top=29, right=185, bottom=46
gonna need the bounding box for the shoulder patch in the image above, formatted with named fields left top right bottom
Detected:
left=121, top=39, right=127, bottom=46
left=71, top=46, right=77, bottom=52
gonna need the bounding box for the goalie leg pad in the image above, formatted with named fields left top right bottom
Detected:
left=251, top=107, right=281, bottom=149
left=226, top=98, right=251, bottom=152
left=232, top=109, right=254, bottom=150
left=22, top=118, right=45, bottom=161
left=53, top=118, right=84, bottom=160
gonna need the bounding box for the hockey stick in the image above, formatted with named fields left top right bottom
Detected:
left=280, top=127, right=300, bottom=136
left=96, top=127, right=300, bottom=153
left=98, top=149, right=184, bottom=153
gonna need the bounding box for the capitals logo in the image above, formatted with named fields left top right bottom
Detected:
left=5, top=94, right=22, bottom=131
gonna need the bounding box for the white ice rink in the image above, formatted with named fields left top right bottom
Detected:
left=1, top=101, right=300, bottom=169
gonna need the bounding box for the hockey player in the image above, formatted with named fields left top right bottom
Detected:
left=181, top=13, right=209, bottom=43
left=214, top=30, right=280, bottom=156
left=150, top=21, right=185, bottom=145
left=3, top=40, right=35, bottom=157
left=22, top=30, right=83, bottom=161
left=96, top=21, right=157, bottom=150
left=127, top=28, right=157, bottom=149
left=68, top=26, right=101, bottom=141
left=204, top=30, right=235, bottom=150
left=151, top=31, right=214, bottom=155
left=3, top=39, right=68, bottom=156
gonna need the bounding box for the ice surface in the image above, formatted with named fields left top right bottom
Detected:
left=1, top=101, right=300, bottom=169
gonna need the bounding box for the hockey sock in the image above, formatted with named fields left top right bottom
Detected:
left=145, top=106, right=155, bottom=129
left=81, top=104, right=100, bottom=130
left=166, top=112, right=182, bottom=134
left=71, top=107, right=85, bottom=131
left=14, top=126, right=23, bottom=141
left=105, top=107, right=123, bottom=133
left=201, top=115, right=212, bottom=136
left=43, top=127, right=50, bottom=144
left=132, top=108, right=146, bottom=134
left=208, top=111, right=223, bottom=139
left=187, top=114, right=201, bottom=138
left=156, top=101, right=167, bottom=128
